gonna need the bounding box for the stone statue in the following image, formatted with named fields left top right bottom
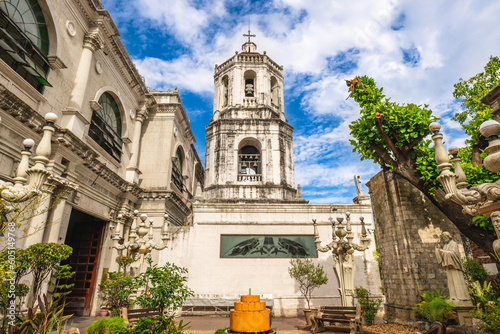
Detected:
left=435, top=232, right=471, bottom=304
left=354, top=175, right=364, bottom=196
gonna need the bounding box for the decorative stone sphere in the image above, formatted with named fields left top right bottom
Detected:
left=44, top=112, right=58, bottom=123
left=345, top=211, right=350, bottom=217
left=448, top=146, right=459, bottom=155
left=23, top=138, right=35, bottom=148
left=336, top=215, right=344, bottom=223
left=479, top=120, right=500, bottom=138
left=133, top=209, right=139, bottom=215
left=140, top=213, right=148, bottom=221
left=335, top=227, right=347, bottom=239
left=429, top=122, right=441, bottom=133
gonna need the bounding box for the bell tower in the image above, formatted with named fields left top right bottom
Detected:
left=203, top=31, right=305, bottom=203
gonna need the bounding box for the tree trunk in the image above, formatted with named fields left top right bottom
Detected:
left=471, top=137, right=486, bottom=166
left=392, top=166, right=498, bottom=260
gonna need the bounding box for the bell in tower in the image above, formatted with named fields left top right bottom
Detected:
left=203, top=29, right=305, bottom=203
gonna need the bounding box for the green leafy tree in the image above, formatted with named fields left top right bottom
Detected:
left=463, top=258, right=490, bottom=287
left=452, top=56, right=500, bottom=165
left=347, top=75, right=498, bottom=257
left=22, top=243, right=72, bottom=308
left=354, top=287, right=381, bottom=325
left=288, top=258, right=328, bottom=309
left=99, top=272, right=138, bottom=316
left=49, top=264, right=75, bottom=299
left=135, top=258, right=193, bottom=316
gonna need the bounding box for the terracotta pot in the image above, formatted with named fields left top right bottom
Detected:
left=303, top=308, right=318, bottom=326
left=100, top=308, right=109, bottom=317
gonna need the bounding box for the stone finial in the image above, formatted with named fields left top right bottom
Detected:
left=296, top=184, right=302, bottom=198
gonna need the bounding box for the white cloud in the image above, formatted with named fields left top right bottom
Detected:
left=134, top=56, right=214, bottom=93
left=103, top=0, right=500, bottom=202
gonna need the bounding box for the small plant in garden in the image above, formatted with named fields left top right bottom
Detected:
left=472, top=302, right=500, bottom=333
left=288, top=258, right=328, bottom=309
left=117, top=316, right=190, bottom=334
left=49, top=264, right=75, bottom=298
left=463, top=258, right=489, bottom=286
left=354, top=287, right=381, bottom=325
left=135, top=258, right=193, bottom=316
left=415, top=289, right=455, bottom=323
left=116, top=255, right=134, bottom=275
left=22, top=243, right=73, bottom=308
left=214, top=327, right=229, bottom=334
left=87, top=317, right=127, bottom=334
left=99, top=272, right=138, bottom=317
left=17, top=294, right=73, bottom=334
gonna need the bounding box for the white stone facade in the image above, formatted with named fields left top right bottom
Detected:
left=0, top=0, right=381, bottom=319
left=0, top=0, right=202, bottom=316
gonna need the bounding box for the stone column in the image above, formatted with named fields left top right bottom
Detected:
left=68, top=29, right=103, bottom=110
left=126, top=109, right=149, bottom=183
left=21, top=184, right=56, bottom=248
left=42, top=189, right=73, bottom=244
left=62, top=29, right=103, bottom=138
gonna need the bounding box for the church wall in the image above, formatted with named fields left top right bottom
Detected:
left=157, top=203, right=382, bottom=317
left=137, top=110, right=175, bottom=189
left=367, top=170, right=466, bottom=325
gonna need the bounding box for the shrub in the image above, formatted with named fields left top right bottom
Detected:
left=354, top=287, right=381, bottom=325
left=288, top=258, right=328, bottom=309
left=463, top=258, right=489, bottom=286
left=214, top=328, right=229, bottom=334
left=17, top=294, right=73, bottom=334
left=473, top=302, right=500, bottom=333
left=118, top=316, right=190, bottom=334
left=99, top=272, right=138, bottom=315
left=22, top=243, right=72, bottom=308
left=415, top=290, right=455, bottom=323
left=135, top=258, right=193, bottom=316
left=87, top=317, right=127, bottom=334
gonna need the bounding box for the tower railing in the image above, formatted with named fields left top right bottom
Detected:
left=238, top=174, right=262, bottom=182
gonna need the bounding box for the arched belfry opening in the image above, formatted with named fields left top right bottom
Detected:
left=244, top=70, right=256, bottom=97
left=238, top=138, right=262, bottom=182
left=271, top=76, right=279, bottom=106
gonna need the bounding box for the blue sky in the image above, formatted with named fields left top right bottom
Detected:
left=102, top=0, right=500, bottom=204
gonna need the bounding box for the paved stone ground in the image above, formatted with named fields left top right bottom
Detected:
left=67, top=315, right=310, bottom=334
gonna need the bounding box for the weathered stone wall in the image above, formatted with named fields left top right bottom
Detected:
left=367, top=170, right=465, bottom=325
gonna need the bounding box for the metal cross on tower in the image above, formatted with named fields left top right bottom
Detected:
left=243, top=17, right=256, bottom=43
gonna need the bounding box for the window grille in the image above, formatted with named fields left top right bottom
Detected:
left=0, top=0, right=51, bottom=92
left=89, top=93, right=123, bottom=162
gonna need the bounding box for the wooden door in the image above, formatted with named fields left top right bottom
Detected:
left=63, top=219, right=104, bottom=316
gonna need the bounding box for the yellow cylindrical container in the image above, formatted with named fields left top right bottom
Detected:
left=230, top=295, right=271, bottom=333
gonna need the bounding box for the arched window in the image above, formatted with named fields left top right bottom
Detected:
left=0, top=0, right=51, bottom=92
left=238, top=145, right=261, bottom=182
left=88, top=92, right=123, bottom=162
left=171, top=147, right=184, bottom=192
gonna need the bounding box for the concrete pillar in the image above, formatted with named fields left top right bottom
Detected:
left=126, top=109, right=149, bottom=183
left=68, top=29, right=103, bottom=110
left=22, top=187, right=55, bottom=247
left=42, top=191, right=72, bottom=244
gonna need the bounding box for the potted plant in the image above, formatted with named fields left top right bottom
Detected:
left=288, top=258, right=328, bottom=325
left=99, top=272, right=138, bottom=317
